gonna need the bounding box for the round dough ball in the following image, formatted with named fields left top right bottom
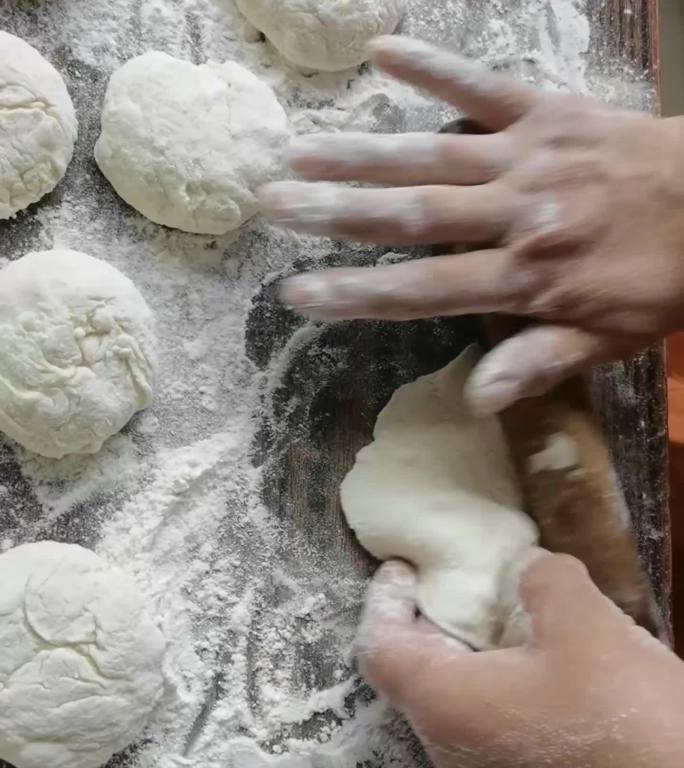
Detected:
left=0, top=249, right=156, bottom=458
left=0, top=541, right=165, bottom=768
left=236, top=0, right=406, bottom=72
left=0, top=31, right=78, bottom=219
left=94, top=52, right=289, bottom=235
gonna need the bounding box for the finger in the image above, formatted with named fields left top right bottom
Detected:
left=358, top=561, right=449, bottom=703
left=359, top=560, right=418, bottom=638
left=464, top=325, right=624, bottom=416
left=520, top=553, right=634, bottom=651
left=359, top=562, right=456, bottom=646
left=363, top=569, right=534, bottom=732
left=259, top=180, right=514, bottom=244
left=370, top=36, right=538, bottom=131
left=279, top=249, right=524, bottom=321
left=288, top=132, right=511, bottom=186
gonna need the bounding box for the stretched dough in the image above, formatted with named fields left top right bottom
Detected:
left=341, top=345, right=538, bottom=649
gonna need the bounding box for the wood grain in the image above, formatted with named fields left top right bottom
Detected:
left=584, top=0, right=671, bottom=626
left=589, top=0, right=659, bottom=78
left=591, top=350, right=671, bottom=625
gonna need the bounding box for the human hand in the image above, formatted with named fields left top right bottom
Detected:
left=260, top=36, right=684, bottom=415
left=358, top=555, right=684, bottom=768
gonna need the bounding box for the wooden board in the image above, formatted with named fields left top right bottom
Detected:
left=591, top=0, right=659, bottom=77
left=586, top=0, right=671, bottom=624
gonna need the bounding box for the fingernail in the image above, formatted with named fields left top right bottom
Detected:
left=257, top=181, right=298, bottom=222
left=286, top=136, right=316, bottom=165
left=465, top=354, right=526, bottom=415
left=465, top=376, right=522, bottom=416
left=368, top=34, right=413, bottom=58
left=279, top=273, right=335, bottom=310
left=287, top=136, right=339, bottom=176
left=365, top=564, right=418, bottom=620
left=366, top=35, right=396, bottom=55
left=258, top=181, right=338, bottom=233
left=519, top=546, right=553, bottom=571
left=376, top=559, right=417, bottom=588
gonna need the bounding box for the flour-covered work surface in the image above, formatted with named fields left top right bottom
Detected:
left=0, top=1, right=647, bottom=766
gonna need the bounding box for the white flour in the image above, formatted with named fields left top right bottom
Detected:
left=0, top=1, right=650, bottom=766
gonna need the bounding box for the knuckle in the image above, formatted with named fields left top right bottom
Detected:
left=514, top=193, right=566, bottom=237
left=520, top=555, right=551, bottom=597
left=506, top=150, right=555, bottom=192
left=442, top=135, right=507, bottom=181
left=522, top=95, right=600, bottom=147
left=507, top=195, right=576, bottom=256
left=420, top=186, right=447, bottom=216
left=526, top=286, right=565, bottom=317
left=498, top=263, right=541, bottom=314
left=514, top=273, right=579, bottom=319
left=381, top=188, right=432, bottom=239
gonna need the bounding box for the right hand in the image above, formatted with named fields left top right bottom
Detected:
left=357, top=554, right=684, bottom=768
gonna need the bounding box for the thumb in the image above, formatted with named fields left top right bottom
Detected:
left=520, top=552, right=635, bottom=651
left=465, top=325, right=633, bottom=416
left=357, top=560, right=468, bottom=704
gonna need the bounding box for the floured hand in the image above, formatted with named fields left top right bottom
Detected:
left=260, top=36, right=684, bottom=415
left=358, top=556, right=684, bottom=768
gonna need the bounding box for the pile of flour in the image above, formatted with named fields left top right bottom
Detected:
left=0, top=0, right=650, bottom=766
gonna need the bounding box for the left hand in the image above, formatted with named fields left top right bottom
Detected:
left=260, top=36, right=684, bottom=415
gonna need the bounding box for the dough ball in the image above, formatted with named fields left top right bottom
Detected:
left=341, top=345, right=538, bottom=650
left=236, top=0, right=406, bottom=71
left=94, top=52, right=289, bottom=235
left=0, top=31, right=78, bottom=219
left=0, top=541, right=165, bottom=768
left=0, top=249, right=156, bottom=459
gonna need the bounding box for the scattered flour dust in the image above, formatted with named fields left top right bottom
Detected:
left=0, top=0, right=649, bottom=767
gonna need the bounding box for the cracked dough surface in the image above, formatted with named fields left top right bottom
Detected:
left=341, top=345, right=538, bottom=650
left=95, top=51, right=289, bottom=235
left=0, top=541, right=165, bottom=768
left=0, top=249, right=156, bottom=458
left=0, top=31, right=77, bottom=219
left=236, top=0, right=406, bottom=71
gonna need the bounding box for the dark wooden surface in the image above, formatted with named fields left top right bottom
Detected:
left=249, top=272, right=484, bottom=584
left=591, top=350, right=671, bottom=624
left=591, top=0, right=659, bottom=76
left=585, top=0, right=671, bottom=625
